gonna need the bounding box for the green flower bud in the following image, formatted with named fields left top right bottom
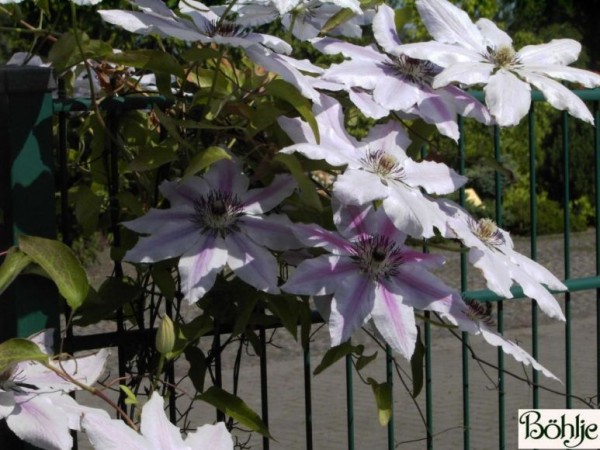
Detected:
left=155, top=315, right=175, bottom=356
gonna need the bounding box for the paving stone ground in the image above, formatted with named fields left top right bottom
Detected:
left=77, top=229, right=599, bottom=449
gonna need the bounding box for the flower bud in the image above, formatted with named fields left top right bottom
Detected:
left=155, top=316, right=175, bottom=356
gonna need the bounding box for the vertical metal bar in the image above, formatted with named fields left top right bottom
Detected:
left=0, top=65, right=60, bottom=450
left=386, top=344, right=394, bottom=450
left=303, top=342, right=313, bottom=450
left=260, top=327, right=270, bottom=450
left=424, top=312, right=433, bottom=450
left=493, top=125, right=505, bottom=450
left=562, top=111, right=572, bottom=408
left=528, top=105, right=540, bottom=408
left=458, top=116, right=470, bottom=450
left=213, top=325, right=225, bottom=422
left=346, top=353, right=355, bottom=450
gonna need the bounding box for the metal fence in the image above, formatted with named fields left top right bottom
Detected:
left=1, top=65, right=600, bottom=450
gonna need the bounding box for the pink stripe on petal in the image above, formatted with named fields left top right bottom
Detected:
left=242, top=175, right=297, bottom=214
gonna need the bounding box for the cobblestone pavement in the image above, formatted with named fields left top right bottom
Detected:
left=77, top=229, right=599, bottom=449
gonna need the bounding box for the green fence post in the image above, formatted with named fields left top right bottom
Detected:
left=0, top=65, right=59, bottom=448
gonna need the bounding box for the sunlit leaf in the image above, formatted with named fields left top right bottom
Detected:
left=0, top=247, right=32, bottom=297
left=0, top=338, right=48, bottom=374
left=314, top=342, right=363, bottom=375
left=410, top=326, right=425, bottom=398
left=367, top=378, right=393, bottom=426
left=183, top=146, right=232, bottom=178
left=198, top=386, right=273, bottom=439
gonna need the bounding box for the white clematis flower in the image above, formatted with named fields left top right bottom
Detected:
left=397, top=0, right=600, bottom=126
left=438, top=199, right=567, bottom=321
left=0, top=330, right=110, bottom=450
left=82, top=391, right=233, bottom=450
left=279, top=94, right=466, bottom=237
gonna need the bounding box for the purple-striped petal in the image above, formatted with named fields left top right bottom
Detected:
left=203, top=159, right=249, bottom=195
left=121, top=206, right=194, bottom=234
left=329, top=274, right=375, bottom=345
left=159, top=177, right=208, bottom=206
left=242, top=174, right=297, bottom=214
left=282, top=255, right=357, bottom=295
left=124, top=222, right=200, bottom=263
left=238, top=214, right=301, bottom=251
left=178, top=234, right=228, bottom=303
left=292, top=223, right=353, bottom=254
left=226, top=233, right=280, bottom=294
left=371, top=281, right=417, bottom=359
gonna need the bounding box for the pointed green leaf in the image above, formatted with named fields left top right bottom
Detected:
left=18, top=235, right=89, bottom=310
left=321, top=8, right=355, bottom=34
left=198, top=386, right=273, bottom=439
left=129, top=143, right=177, bottom=172
left=119, top=385, right=139, bottom=406
left=184, top=346, right=207, bottom=392
left=151, top=265, right=176, bottom=301
left=265, top=294, right=300, bottom=340
left=183, top=146, right=232, bottom=178
left=232, top=295, right=259, bottom=337
left=0, top=247, right=32, bottom=297
left=273, top=153, right=322, bottom=211
left=367, top=378, right=393, bottom=426
left=73, top=279, right=142, bottom=326
left=411, top=326, right=425, bottom=398
left=314, top=342, right=363, bottom=375
left=72, top=186, right=103, bottom=236
left=0, top=338, right=48, bottom=374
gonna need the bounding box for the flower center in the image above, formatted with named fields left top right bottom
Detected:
left=350, top=235, right=405, bottom=281
left=360, top=149, right=405, bottom=185
left=191, top=190, right=244, bottom=237
left=469, top=217, right=505, bottom=249
left=387, top=54, right=437, bottom=87
left=486, top=45, right=516, bottom=69
left=205, top=20, right=247, bottom=38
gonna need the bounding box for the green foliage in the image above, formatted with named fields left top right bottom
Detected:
left=0, top=338, right=48, bottom=374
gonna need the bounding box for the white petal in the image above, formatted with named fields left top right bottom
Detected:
left=7, top=395, right=73, bottom=450
left=403, top=158, right=466, bottom=194
left=382, top=188, right=448, bottom=238
left=282, top=255, right=357, bottom=295
left=415, top=0, right=484, bottom=52
left=469, top=248, right=514, bottom=299
left=371, top=282, right=417, bottom=359
left=443, top=85, right=493, bottom=125
left=523, top=64, right=600, bottom=89
left=517, top=39, right=581, bottom=66
left=291, top=223, right=354, bottom=253
left=140, top=392, right=187, bottom=449
left=311, top=37, right=385, bottom=62
left=476, top=18, right=512, bottom=48
left=484, top=69, right=531, bottom=127
left=334, top=169, right=389, bottom=204
left=49, top=394, right=110, bottom=432
left=243, top=33, right=293, bottom=54
left=178, top=234, right=228, bottom=302
left=203, top=158, right=249, bottom=195
left=238, top=214, right=301, bottom=251
left=373, top=4, right=403, bottom=54
left=82, top=410, right=150, bottom=450
left=123, top=222, right=200, bottom=263
left=329, top=274, right=375, bottom=345
left=226, top=233, right=280, bottom=294
left=362, top=121, right=411, bottom=154
left=373, top=76, right=420, bottom=112
left=509, top=252, right=567, bottom=292
left=185, top=422, right=233, bottom=449
left=348, top=88, right=389, bottom=119
left=397, top=41, right=482, bottom=67
left=515, top=69, right=594, bottom=124
left=432, top=61, right=494, bottom=88
left=413, top=91, right=460, bottom=141
left=508, top=266, right=565, bottom=321
left=121, top=206, right=194, bottom=235
left=241, top=175, right=297, bottom=214
left=478, top=325, right=559, bottom=380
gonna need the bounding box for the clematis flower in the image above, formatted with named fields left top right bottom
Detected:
left=282, top=202, right=469, bottom=358
left=236, top=0, right=370, bottom=41
left=0, top=330, right=109, bottom=450
left=279, top=94, right=465, bottom=237
left=282, top=202, right=559, bottom=380
left=311, top=4, right=491, bottom=140
left=397, top=0, right=600, bottom=126
left=1, top=0, right=102, bottom=4
left=82, top=391, right=233, bottom=450
left=438, top=199, right=567, bottom=321
left=122, top=158, right=299, bottom=303
left=99, top=0, right=291, bottom=54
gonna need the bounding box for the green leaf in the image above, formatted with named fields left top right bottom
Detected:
left=47, top=32, right=78, bottom=72
left=0, top=247, right=32, bottom=297
left=314, top=342, right=363, bottom=375
left=153, top=107, right=196, bottom=153
left=367, top=378, right=393, bottom=426
left=73, top=279, right=142, bottom=326
left=355, top=351, right=378, bottom=371
left=151, top=265, right=176, bottom=301
left=129, top=142, right=177, bottom=172
left=232, top=295, right=259, bottom=337
left=199, top=387, right=273, bottom=439
left=119, top=385, right=138, bottom=406
left=405, top=120, right=437, bottom=159
left=18, top=235, right=89, bottom=310
left=321, top=8, right=355, bottom=34
left=72, top=186, right=103, bottom=236
left=181, top=47, right=220, bottom=63
left=184, top=346, right=207, bottom=392
left=411, top=326, right=425, bottom=398
left=265, top=294, right=300, bottom=340
left=107, top=50, right=185, bottom=78
left=0, top=338, right=48, bottom=374
left=265, top=79, right=319, bottom=143
left=273, top=153, right=322, bottom=211
left=183, top=146, right=232, bottom=178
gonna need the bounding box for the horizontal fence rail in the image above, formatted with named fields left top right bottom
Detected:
left=2, top=64, right=600, bottom=449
